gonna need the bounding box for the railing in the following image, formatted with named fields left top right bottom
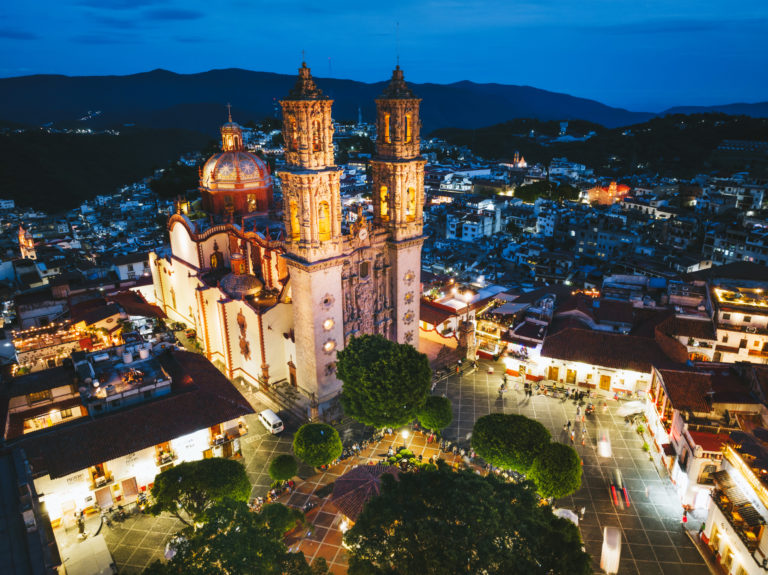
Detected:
left=91, top=474, right=114, bottom=490
left=155, top=451, right=178, bottom=466
left=711, top=491, right=764, bottom=560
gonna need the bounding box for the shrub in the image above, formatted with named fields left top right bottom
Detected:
left=417, top=396, right=453, bottom=432
left=268, top=454, right=298, bottom=482
left=293, top=423, right=343, bottom=468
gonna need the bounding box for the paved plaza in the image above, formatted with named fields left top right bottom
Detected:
left=56, top=358, right=714, bottom=574
left=434, top=358, right=711, bottom=575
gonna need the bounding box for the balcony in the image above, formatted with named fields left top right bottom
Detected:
left=91, top=472, right=114, bottom=491
left=711, top=481, right=766, bottom=562
left=155, top=450, right=178, bottom=467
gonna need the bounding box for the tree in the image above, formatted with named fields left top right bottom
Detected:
left=269, top=454, right=299, bottom=483
left=292, top=423, right=343, bottom=468
left=471, top=413, right=551, bottom=473
left=148, top=458, right=251, bottom=525
left=337, top=334, right=431, bottom=428
left=529, top=442, right=583, bottom=499
left=344, top=463, right=591, bottom=575
left=416, top=396, right=453, bottom=432
left=142, top=500, right=329, bottom=575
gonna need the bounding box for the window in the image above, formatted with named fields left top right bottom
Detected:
left=723, top=313, right=731, bottom=320
left=406, top=187, right=416, bottom=222
left=288, top=116, right=298, bottom=152
left=405, top=114, right=412, bottom=143
left=359, top=261, right=370, bottom=279
left=28, top=390, right=52, bottom=404
left=384, top=114, right=391, bottom=143
left=312, top=120, right=322, bottom=152
left=60, top=408, right=73, bottom=419
left=380, top=186, right=389, bottom=221
left=744, top=316, right=752, bottom=323
left=318, top=202, right=331, bottom=241
left=289, top=201, right=300, bottom=241
left=247, top=194, right=258, bottom=213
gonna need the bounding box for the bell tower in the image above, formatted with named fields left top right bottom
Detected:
left=278, top=63, right=345, bottom=403
left=371, top=66, right=426, bottom=344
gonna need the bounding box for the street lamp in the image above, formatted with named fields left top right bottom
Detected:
left=401, top=430, right=409, bottom=440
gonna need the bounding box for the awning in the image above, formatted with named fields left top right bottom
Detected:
left=712, top=469, right=765, bottom=526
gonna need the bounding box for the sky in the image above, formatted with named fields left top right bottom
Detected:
left=2, top=0, right=767, bottom=111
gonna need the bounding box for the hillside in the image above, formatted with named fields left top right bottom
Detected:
left=0, top=68, right=666, bottom=134
left=0, top=128, right=212, bottom=211
left=432, top=114, right=768, bottom=178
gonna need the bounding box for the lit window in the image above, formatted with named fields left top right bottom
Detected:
left=28, top=390, right=52, bottom=404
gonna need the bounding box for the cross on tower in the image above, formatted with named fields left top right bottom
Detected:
left=226, top=102, right=232, bottom=122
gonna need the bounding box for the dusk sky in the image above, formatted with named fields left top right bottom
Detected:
left=2, top=0, right=767, bottom=111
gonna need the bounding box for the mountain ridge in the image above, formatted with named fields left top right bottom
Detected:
left=2, top=67, right=766, bottom=134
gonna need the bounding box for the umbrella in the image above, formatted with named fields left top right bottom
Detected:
left=553, top=507, right=579, bottom=526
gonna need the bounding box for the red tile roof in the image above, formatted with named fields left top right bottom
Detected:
left=420, top=300, right=457, bottom=327
left=540, top=328, right=678, bottom=373
left=658, top=370, right=713, bottom=413
left=688, top=431, right=731, bottom=453
left=108, top=291, right=166, bottom=319
left=330, top=465, right=399, bottom=522
left=18, top=351, right=254, bottom=479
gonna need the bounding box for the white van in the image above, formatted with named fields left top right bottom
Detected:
left=258, top=409, right=284, bottom=434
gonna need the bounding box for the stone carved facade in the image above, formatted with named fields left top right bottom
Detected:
left=279, top=63, right=425, bottom=401
left=151, top=62, right=426, bottom=407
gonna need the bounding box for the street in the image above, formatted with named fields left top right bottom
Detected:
left=434, top=357, right=711, bottom=575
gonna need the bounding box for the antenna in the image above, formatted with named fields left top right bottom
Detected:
left=226, top=102, right=232, bottom=122
left=396, top=21, right=400, bottom=67
left=301, top=49, right=306, bottom=65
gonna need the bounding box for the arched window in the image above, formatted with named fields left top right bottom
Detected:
left=318, top=201, right=331, bottom=241
left=380, top=186, right=389, bottom=221
left=312, top=120, right=322, bottom=152
left=359, top=261, right=370, bottom=279
left=384, top=114, right=391, bottom=144
left=405, top=114, right=412, bottom=143
left=247, top=194, right=258, bottom=213
left=289, top=200, right=300, bottom=241
left=406, top=187, right=416, bottom=222
left=289, top=117, right=298, bottom=152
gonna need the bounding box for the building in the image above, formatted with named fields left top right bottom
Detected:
left=150, top=64, right=425, bottom=412
left=18, top=224, right=36, bottom=260
left=5, top=349, right=253, bottom=527
left=587, top=182, right=630, bottom=205
left=703, top=441, right=768, bottom=574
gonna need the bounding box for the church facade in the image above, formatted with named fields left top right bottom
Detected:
left=149, top=63, right=425, bottom=409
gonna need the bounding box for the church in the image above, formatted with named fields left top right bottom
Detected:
left=149, top=63, right=425, bottom=413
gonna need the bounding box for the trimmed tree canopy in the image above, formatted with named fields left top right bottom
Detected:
left=417, top=396, right=453, bottom=432
left=268, top=454, right=299, bottom=482
left=293, top=423, right=343, bottom=468
left=149, top=458, right=251, bottom=525
left=142, top=500, right=328, bottom=575
left=472, top=413, right=551, bottom=473
left=337, top=334, right=431, bottom=428
left=344, top=463, right=591, bottom=575
left=529, top=442, right=583, bottom=499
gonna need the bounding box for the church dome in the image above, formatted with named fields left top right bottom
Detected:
left=200, top=110, right=274, bottom=216
left=201, top=151, right=271, bottom=188
left=220, top=272, right=264, bottom=299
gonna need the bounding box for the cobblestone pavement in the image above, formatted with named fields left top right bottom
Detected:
left=434, top=357, right=711, bottom=575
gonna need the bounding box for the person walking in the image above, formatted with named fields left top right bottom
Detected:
left=567, top=420, right=572, bottom=430
left=576, top=405, right=581, bottom=417
left=579, top=506, right=586, bottom=520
